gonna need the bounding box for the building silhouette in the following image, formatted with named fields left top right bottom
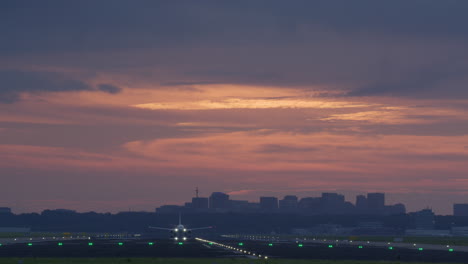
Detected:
left=454, top=204, right=468, bottom=216
left=384, top=203, right=406, bottom=215
left=321, top=193, right=346, bottom=213
left=260, top=197, right=279, bottom=211
left=192, top=197, right=209, bottom=209
left=356, top=195, right=368, bottom=213
left=367, top=193, right=385, bottom=214
left=0, top=207, right=12, bottom=214
left=298, top=197, right=321, bottom=211
left=279, top=195, right=298, bottom=211
left=413, top=209, right=435, bottom=230
left=153, top=190, right=412, bottom=216
left=209, top=192, right=230, bottom=209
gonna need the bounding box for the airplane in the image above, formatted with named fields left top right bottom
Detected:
left=149, top=213, right=212, bottom=241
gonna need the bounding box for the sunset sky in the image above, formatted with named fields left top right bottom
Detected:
left=1, top=1, right=468, bottom=214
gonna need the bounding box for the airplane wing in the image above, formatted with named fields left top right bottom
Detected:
left=148, top=226, right=175, bottom=231
left=189, top=226, right=213, bottom=231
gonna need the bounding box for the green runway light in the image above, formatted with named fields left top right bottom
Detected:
left=298, top=244, right=303, bottom=247
left=268, top=243, right=273, bottom=246
left=388, top=246, right=393, bottom=250
left=27, top=243, right=32, bottom=246
left=418, top=248, right=424, bottom=251
left=58, top=242, right=63, bottom=246
left=328, top=245, right=333, bottom=248
left=449, top=248, right=454, bottom=252
left=118, top=242, right=123, bottom=246
left=148, top=242, right=154, bottom=246
left=209, top=242, right=213, bottom=245
left=88, top=242, right=93, bottom=246
left=178, top=242, right=183, bottom=245
left=238, top=242, right=244, bottom=246
left=358, top=245, right=363, bottom=249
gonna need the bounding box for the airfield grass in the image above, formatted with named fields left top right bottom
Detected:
left=0, top=259, right=464, bottom=264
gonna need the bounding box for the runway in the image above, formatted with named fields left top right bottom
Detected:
left=1, top=237, right=468, bottom=262
left=0, top=239, right=232, bottom=258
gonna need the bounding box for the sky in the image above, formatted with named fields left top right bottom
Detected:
left=1, top=0, right=468, bottom=214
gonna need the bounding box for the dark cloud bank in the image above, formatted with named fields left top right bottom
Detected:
left=1, top=0, right=468, bottom=99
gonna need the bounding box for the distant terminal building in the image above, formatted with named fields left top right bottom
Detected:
left=259, top=197, right=278, bottom=211
left=454, top=204, right=468, bottom=216
left=0, top=207, right=12, bottom=214
left=209, top=192, right=230, bottom=209
left=451, top=226, right=468, bottom=236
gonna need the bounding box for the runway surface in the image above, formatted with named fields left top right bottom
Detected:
left=1, top=237, right=468, bottom=262
left=0, top=239, right=232, bottom=258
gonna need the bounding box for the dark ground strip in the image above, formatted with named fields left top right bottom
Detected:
left=222, top=241, right=468, bottom=263
left=1, top=239, right=467, bottom=262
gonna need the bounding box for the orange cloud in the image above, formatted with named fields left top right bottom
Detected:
left=133, top=98, right=372, bottom=110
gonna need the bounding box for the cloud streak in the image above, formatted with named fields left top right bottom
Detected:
left=0, top=70, right=122, bottom=103
left=133, top=98, right=372, bottom=110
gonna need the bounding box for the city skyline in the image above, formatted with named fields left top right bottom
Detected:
left=1, top=1, right=468, bottom=215
left=3, top=189, right=468, bottom=216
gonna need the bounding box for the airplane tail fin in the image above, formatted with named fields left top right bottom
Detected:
left=178, top=212, right=182, bottom=225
